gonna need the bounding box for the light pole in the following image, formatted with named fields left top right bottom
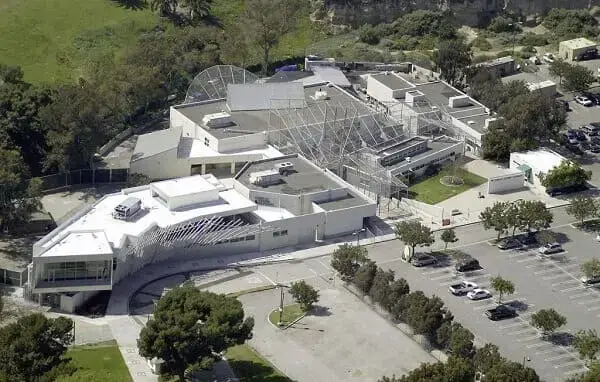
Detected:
left=276, top=283, right=290, bottom=327
left=522, top=355, right=530, bottom=367
left=352, top=228, right=366, bottom=246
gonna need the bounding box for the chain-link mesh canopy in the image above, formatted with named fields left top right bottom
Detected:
left=184, top=65, right=259, bottom=104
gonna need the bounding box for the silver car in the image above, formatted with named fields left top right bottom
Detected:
left=538, top=243, right=563, bottom=255
left=411, top=254, right=437, bottom=267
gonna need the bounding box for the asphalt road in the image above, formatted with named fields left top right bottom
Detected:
left=268, top=205, right=593, bottom=382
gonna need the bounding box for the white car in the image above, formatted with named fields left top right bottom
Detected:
left=575, top=95, right=593, bottom=107
left=449, top=281, right=478, bottom=296
left=543, top=53, right=554, bottom=63
left=596, top=233, right=600, bottom=242
left=538, top=243, right=563, bottom=255
left=581, top=275, right=600, bottom=285
left=467, top=289, right=492, bottom=300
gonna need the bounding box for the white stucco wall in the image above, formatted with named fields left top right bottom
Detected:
left=323, top=203, right=376, bottom=237
left=366, top=76, right=394, bottom=103
left=487, top=172, right=525, bottom=194
left=130, top=148, right=187, bottom=180
left=218, top=133, right=267, bottom=153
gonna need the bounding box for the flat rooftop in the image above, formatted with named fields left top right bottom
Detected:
left=40, top=231, right=113, bottom=258
left=561, top=37, right=597, bottom=49
left=371, top=73, right=414, bottom=91
left=377, top=137, right=427, bottom=156
left=37, top=177, right=257, bottom=256
left=315, top=191, right=366, bottom=210
left=380, top=136, right=463, bottom=171
left=513, top=149, right=565, bottom=174
left=456, top=113, right=492, bottom=134
left=178, top=137, right=282, bottom=158
left=237, top=156, right=340, bottom=195
left=152, top=175, right=216, bottom=198
left=176, top=101, right=271, bottom=139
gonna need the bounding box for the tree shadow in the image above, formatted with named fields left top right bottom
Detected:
left=227, top=360, right=297, bottom=382
left=202, top=14, right=224, bottom=29
left=110, top=0, right=147, bottom=10
left=503, top=299, right=531, bottom=312
left=545, top=331, right=575, bottom=347
left=309, top=305, right=332, bottom=317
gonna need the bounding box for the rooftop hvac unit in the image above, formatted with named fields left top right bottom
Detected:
left=274, top=162, right=294, bottom=174
left=249, top=169, right=281, bottom=186
left=202, top=112, right=234, bottom=128
left=314, top=89, right=330, bottom=100
left=113, top=197, right=142, bottom=221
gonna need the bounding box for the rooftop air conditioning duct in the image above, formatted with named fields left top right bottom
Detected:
left=274, top=162, right=294, bottom=175
left=249, top=169, right=281, bottom=186
left=113, top=197, right=142, bottom=221
left=202, top=112, right=233, bottom=129
left=314, top=89, right=330, bottom=100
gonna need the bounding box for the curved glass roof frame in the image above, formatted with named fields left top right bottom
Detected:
left=184, top=65, right=259, bottom=104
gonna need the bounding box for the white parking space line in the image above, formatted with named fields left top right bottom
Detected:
left=526, top=342, right=549, bottom=349
left=564, top=368, right=589, bottom=376
left=507, top=328, right=536, bottom=336
left=562, top=285, right=586, bottom=293
left=569, top=291, right=595, bottom=299
left=536, top=349, right=561, bottom=356
left=555, top=361, right=587, bottom=369
left=545, top=353, right=574, bottom=362
left=508, top=251, right=530, bottom=258
left=543, top=274, right=572, bottom=281
left=587, top=305, right=600, bottom=311
left=498, top=322, right=523, bottom=329
left=578, top=298, right=600, bottom=305
left=316, top=259, right=332, bottom=271
left=534, top=268, right=560, bottom=276
left=473, top=303, right=499, bottom=311
left=422, top=268, right=451, bottom=275
left=464, top=298, right=494, bottom=305
left=553, top=279, right=580, bottom=287
left=517, top=334, right=542, bottom=342
left=430, top=273, right=456, bottom=281
left=518, top=257, right=540, bottom=263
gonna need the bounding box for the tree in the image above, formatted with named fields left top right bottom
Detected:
left=490, top=276, right=515, bottom=304
left=473, top=343, right=503, bottom=375
left=369, top=268, right=395, bottom=306
left=289, top=280, right=319, bottom=312
left=567, top=197, right=598, bottom=226
left=243, top=0, right=302, bottom=75
left=517, top=200, right=553, bottom=233
left=481, top=126, right=512, bottom=162
left=530, top=308, right=567, bottom=336
left=574, top=329, right=600, bottom=362
left=0, top=148, right=43, bottom=232
left=581, top=259, right=600, bottom=279
left=563, top=64, right=595, bottom=93
left=441, top=323, right=475, bottom=359
left=433, top=39, right=472, bottom=87
left=330, top=243, right=368, bottom=281
left=536, top=230, right=556, bottom=246
left=354, top=260, right=378, bottom=294
left=540, top=161, right=591, bottom=190
left=480, top=202, right=510, bottom=240
left=150, top=0, right=178, bottom=17
left=394, top=221, right=435, bottom=262
left=127, top=173, right=152, bottom=187
left=138, top=283, right=254, bottom=381
left=0, top=313, right=73, bottom=382
left=483, top=360, right=540, bottom=382
left=381, top=356, right=474, bottom=382
left=181, top=0, right=212, bottom=22
left=568, top=361, right=600, bottom=382
left=394, top=292, right=452, bottom=340
left=548, top=59, right=571, bottom=86
left=504, top=202, right=521, bottom=237
left=382, top=278, right=410, bottom=312
left=440, top=228, right=457, bottom=250
left=359, top=24, right=380, bottom=45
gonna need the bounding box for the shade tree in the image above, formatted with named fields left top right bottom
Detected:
left=440, top=228, right=458, bottom=250
left=530, top=308, right=567, bottom=336
left=330, top=243, right=368, bottom=281
left=289, top=280, right=319, bottom=312
left=573, top=329, right=600, bottom=362
left=490, top=276, right=515, bottom=304
left=394, top=221, right=435, bottom=262
left=566, top=197, right=598, bottom=227
left=354, top=260, right=378, bottom=294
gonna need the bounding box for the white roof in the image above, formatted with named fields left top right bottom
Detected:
left=560, top=37, right=597, bottom=50
left=151, top=176, right=215, bottom=198
left=41, top=231, right=113, bottom=258
left=254, top=205, right=295, bottom=222
left=512, top=149, right=565, bottom=174
left=187, top=140, right=282, bottom=159
left=39, top=183, right=257, bottom=255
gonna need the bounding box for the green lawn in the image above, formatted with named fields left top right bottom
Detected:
left=408, top=168, right=487, bottom=204
left=268, top=304, right=304, bottom=326
left=226, top=344, right=293, bottom=382
left=0, top=0, right=157, bottom=84
left=57, top=341, right=131, bottom=382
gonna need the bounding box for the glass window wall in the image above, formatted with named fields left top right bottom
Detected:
left=42, top=260, right=111, bottom=282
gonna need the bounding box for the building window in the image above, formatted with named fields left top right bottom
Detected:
left=204, top=137, right=210, bottom=146
left=280, top=230, right=288, bottom=236
left=245, top=235, right=256, bottom=241
left=273, top=231, right=280, bottom=237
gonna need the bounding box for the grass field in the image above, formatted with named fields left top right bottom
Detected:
left=0, top=0, right=157, bottom=84
left=226, top=344, right=293, bottom=382
left=268, top=304, right=304, bottom=327
left=408, top=168, right=487, bottom=204
left=57, top=340, right=131, bottom=382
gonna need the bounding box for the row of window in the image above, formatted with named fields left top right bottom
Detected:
left=399, top=151, right=456, bottom=176
left=42, top=261, right=111, bottom=282
left=214, top=234, right=256, bottom=245
left=204, top=137, right=210, bottom=147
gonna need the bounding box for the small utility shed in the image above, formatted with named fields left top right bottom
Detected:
left=559, top=38, right=598, bottom=61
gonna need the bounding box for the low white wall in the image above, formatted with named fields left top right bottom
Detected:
left=323, top=203, right=376, bottom=237
left=488, top=172, right=524, bottom=194
left=130, top=148, right=186, bottom=180
left=60, top=290, right=99, bottom=313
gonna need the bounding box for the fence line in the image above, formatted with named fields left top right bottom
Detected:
left=37, top=168, right=130, bottom=193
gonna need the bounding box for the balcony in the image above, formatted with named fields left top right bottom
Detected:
left=33, top=278, right=112, bottom=293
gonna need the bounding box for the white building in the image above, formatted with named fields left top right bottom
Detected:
left=364, top=70, right=497, bottom=157
left=28, top=155, right=376, bottom=312
left=509, top=148, right=566, bottom=191
left=558, top=38, right=598, bottom=61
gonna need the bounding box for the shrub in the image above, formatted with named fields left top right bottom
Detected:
left=471, top=36, right=492, bottom=51
left=520, top=32, right=548, bottom=46
left=359, top=24, right=381, bottom=45
left=521, top=45, right=536, bottom=53
left=488, top=16, right=521, bottom=33
left=496, top=50, right=512, bottom=58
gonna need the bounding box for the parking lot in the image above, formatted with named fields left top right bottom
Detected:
left=360, top=225, right=600, bottom=381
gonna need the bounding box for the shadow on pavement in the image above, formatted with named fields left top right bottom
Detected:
left=546, top=331, right=575, bottom=347
left=309, top=305, right=332, bottom=317
left=504, top=299, right=531, bottom=312
left=226, top=360, right=296, bottom=382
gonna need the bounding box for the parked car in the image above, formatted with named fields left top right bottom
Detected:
left=497, top=238, right=522, bottom=250
left=486, top=304, right=518, bottom=321
left=581, top=275, right=600, bottom=285
left=563, top=134, right=579, bottom=145
left=576, top=95, right=594, bottom=107
left=584, top=92, right=600, bottom=105
left=597, top=233, right=600, bottom=242
left=449, top=281, right=478, bottom=296
left=583, top=123, right=600, bottom=136
left=556, top=100, right=570, bottom=112
left=546, top=183, right=588, bottom=197
left=455, top=258, right=480, bottom=272
left=538, top=242, right=563, bottom=255
left=467, top=289, right=492, bottom=300
left=590, top=145, right=600, bottom=154
left=566, top=143, right=583, bottom=155
left=411, top=254, right=437, bottom=267
left=543, top=53, right=555, bottom=63
left=576, top=131, right=588, bottom=141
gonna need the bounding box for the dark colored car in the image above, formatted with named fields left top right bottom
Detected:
left=591, top=145, right=600, bottom=154
left=486, top=304, right=518, bottom=321
left=566, top=143, right=583, bottom=155
left=581, top=142, right=591, bottom=152
left=584, top=92, right=600, bottom=105
left=576, top=131, right=587, bottom=141
left=497, top=238, right=521, bottom=250
left=557, top=100, right=570, bottom=112
left=546, top=183, right=588, bottom=197
left=411, top=254, right=437, bottom=267
left=455, top=258, right=480, bottom=272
